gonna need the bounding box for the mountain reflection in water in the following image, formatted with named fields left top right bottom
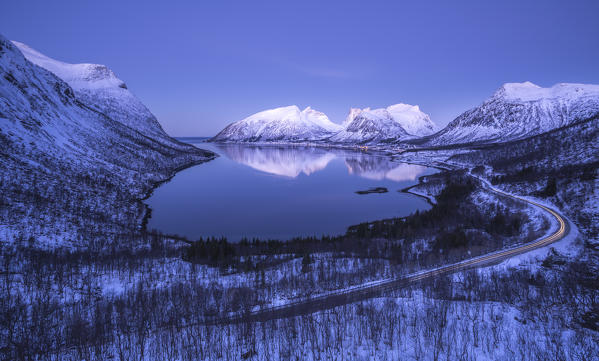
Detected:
left=214, top=143, right=428, bottom=181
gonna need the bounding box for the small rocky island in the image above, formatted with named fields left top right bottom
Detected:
left=355, top=187, right=389, bottom=195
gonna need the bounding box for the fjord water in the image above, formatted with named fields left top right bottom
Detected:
left=145, top=140, right=436, bottom=241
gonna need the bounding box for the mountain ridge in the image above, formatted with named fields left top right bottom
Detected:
left=212, top=102, right=435, bottom=144
left=427, top=82, right=599, bottom=145
left=212, top=82, right=599, bottom=147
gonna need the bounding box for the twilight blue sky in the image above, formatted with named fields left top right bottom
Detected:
left=2, top=0, right=598, bottom=136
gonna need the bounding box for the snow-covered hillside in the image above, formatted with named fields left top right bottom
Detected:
left=429, top=82, right=599, bottom=145
left=212, top=105, right=342, bottom=142
left=0, top=34, right=212, bottom=247
left=12, top=41, right=169, bottom=138
left=212, top=103, right=434, bottom=145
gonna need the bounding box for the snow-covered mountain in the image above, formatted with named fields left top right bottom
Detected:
left=429, top=82, right=599, bottom=145
left=12, top=41, right=168, bottom=138
left=357, top=104, right=436, bottom=137
left=1, top=36, right=206, bottom=165
left=331, top=108, right=410, bottom=144
left=212, top=82, right=599, bottom=147
left=0, top=34, right=212, bottom=246
left=212, top=103, right=434, bottom=145
left=212, top=105, right=342, bottom=143
left=331, top=104, right=435, bottom=144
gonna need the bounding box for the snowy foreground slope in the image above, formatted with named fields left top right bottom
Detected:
left=428, top=82, right=599, bottom=145
left=0, top=34, right=213, bottom=247
left=212, top=103, right=435, bottom=144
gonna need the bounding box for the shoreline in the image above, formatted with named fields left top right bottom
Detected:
left=137, top=148, right=218, bottom=234
left=139, top=141, right=444, bottom=242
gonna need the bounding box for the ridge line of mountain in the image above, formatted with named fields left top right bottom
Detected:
left=212, top=82, right=599, bottom=147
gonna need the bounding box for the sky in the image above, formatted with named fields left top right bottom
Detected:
left=2, top=0, right=598, bottom=136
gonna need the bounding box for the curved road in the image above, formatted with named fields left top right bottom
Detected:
left=206, top=174, right=569, bottom=325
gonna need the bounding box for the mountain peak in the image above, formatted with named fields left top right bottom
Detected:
left=492, top=82, right=599, bottom=102
left=344, top=108, right=363, bottom=125
left=12, top=40, right=127, bottom=90
left=387, top=103, right=421, bottom=113
left=252, top=105, right=301, bottom=119
left=384, top=103, right=435, bottom=136
left=12, top=40, right=166, bottom=136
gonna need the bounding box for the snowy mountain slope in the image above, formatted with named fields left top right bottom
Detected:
left=2, top=36, right=207, bottom=167
left=429, top=82, right=599, bottom=145
left=212, top=105, right=342, bottom=142
left=380, top=104, right=436, bottom=137
left=12, top=40, right=168, bottom=138
left=330, top=107, right=412, bottom=144
left=331, top=103, right=434, bottom=144
left=0, top=34, right=212, bottom=247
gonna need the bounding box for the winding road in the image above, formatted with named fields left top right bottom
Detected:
left=207, top=172, right=569, bottom=325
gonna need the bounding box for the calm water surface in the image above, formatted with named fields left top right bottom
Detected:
left=145, top=141, right=436, bottom=241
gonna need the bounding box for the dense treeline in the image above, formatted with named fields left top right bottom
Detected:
left=347, top=175, right=478, bottom=239
left=490, top=163, right=597, bottom=185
